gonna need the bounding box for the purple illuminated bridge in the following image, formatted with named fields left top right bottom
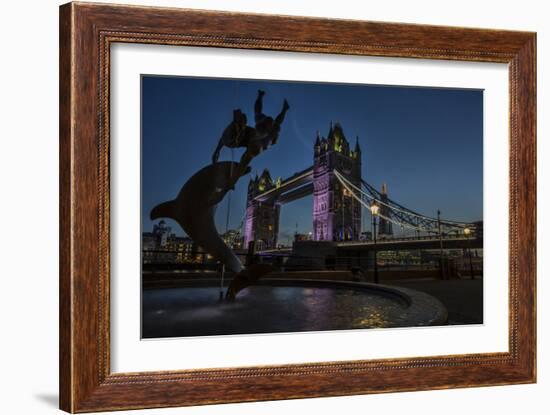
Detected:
left=242, top=122, right=479, bottom=251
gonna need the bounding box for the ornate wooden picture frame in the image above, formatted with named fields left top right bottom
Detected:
left=59, top=2, right=536, bottom=412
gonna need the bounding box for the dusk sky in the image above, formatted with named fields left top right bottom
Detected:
left=141, top=76, right=483, bottom=244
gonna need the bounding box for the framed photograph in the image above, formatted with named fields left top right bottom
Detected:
left=59, top=2, right=536, bottom=412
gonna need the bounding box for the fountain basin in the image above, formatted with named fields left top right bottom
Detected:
left=142, top=278, right=447, bottom=338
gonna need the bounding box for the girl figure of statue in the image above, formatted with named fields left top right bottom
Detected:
left=212, top=90, right=290, bottom=173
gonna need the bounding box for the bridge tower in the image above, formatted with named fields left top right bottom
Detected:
left=313, top=122, right=362, bottom=241
left=243, top=169, right=280, bottom=250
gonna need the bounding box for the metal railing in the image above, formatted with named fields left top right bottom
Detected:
left=142, top=248, right=483, bottom=278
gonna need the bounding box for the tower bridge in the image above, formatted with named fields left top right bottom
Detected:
left=243, top=122, right=480, bottom=250
left=252, top=166, right=314, bottom=204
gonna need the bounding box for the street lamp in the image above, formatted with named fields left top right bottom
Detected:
left=464, top=227, right=474, bottom=280
left=370, top=202, right=380, bottom=284
left=437, top=209, right=445, bottom=279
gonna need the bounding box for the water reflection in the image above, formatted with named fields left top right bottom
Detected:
left=142, top=285, right=409, bottom=338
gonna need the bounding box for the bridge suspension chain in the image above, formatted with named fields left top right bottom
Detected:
left=334, top=171, right=434, bottom=234
left=333, top=170, right=477, bottom=236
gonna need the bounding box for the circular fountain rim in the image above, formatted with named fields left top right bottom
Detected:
left=144, top=277, right=448, bottom=328
left=257, top=278, right=448, bottom=327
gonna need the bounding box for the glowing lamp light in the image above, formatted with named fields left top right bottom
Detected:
left=463, top=227, right=471, bottom=236
left=370, top=203, right=380, bottom=216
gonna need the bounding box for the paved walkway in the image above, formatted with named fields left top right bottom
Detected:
left=386, top=278, right=483, bottom=325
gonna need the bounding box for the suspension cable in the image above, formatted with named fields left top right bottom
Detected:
left=334, top=170, right=475, bottom=231
left=335, top=171, right=435, bottom=233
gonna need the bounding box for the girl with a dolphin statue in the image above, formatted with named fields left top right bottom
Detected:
left=150, top=90, right=290, bottom=300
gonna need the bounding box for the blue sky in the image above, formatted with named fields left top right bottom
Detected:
left=141, top=76, right=483, bottom=243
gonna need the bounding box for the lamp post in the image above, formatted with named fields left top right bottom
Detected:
left=370, top=202, right=380, bottom=284
left=219, top=263, right=225, bottom=301
left=437, top=209, right=445, bottom=279
left=341, top=188, right=346, bottom=241
left=464, top=227, right=474, bottom=280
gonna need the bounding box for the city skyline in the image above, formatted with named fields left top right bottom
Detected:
left=142, top=76, right=483, bottom=242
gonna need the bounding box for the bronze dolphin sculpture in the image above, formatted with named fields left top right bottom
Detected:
left=150, top=161, right=247, bottom=273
